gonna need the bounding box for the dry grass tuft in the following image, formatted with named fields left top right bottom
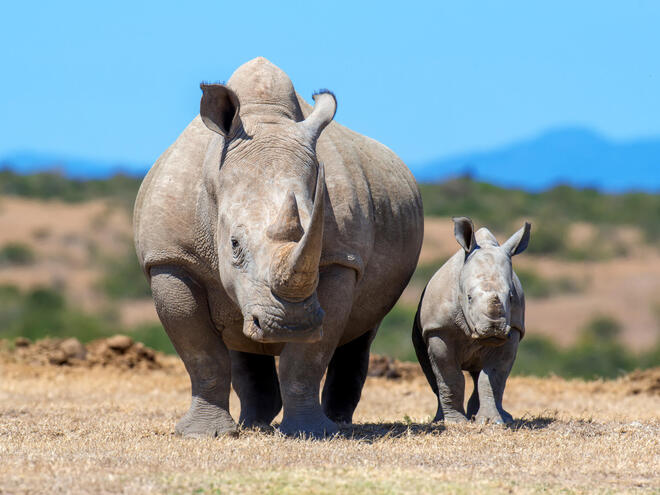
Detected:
left=1, top=356, right=658, bottom=494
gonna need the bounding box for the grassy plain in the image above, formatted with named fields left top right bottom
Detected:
left=0, top=356, right=658, bottom=494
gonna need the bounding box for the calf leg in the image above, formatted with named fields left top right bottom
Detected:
left=230, top=351, right=282, bottom=428
left=475, top=330, right=520, bottom=424
left=322, top=326, right=377, bottom=424
left=427, top=335, right=468, bottom=423
left=278, top=266, right=356, bottom=437
left=150, top=266, right=237, bottom=437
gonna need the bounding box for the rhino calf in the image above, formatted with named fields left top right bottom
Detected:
left=412, top=217, right=531, bottom=424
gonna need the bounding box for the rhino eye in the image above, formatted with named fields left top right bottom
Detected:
left=230, top=237, right=245, bottom=267
left=467, top=294, right=473, bottom=303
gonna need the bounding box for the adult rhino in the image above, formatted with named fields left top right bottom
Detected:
left=134, top=58, right=423, bottom=437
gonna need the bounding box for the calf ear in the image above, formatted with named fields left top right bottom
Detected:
left=452, top=217, right=477, bottom=254
left=503, top=222, right=531, bottom=256
left=200, top=84, right=241, bottom=137
left=299, top=90, right=337, bottom=148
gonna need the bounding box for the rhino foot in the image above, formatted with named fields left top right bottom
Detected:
left=175, top=398, right=238, bottom=438
left=278, top=415, right=339, bottom=438
left=474, top=409, right=514, bottom=425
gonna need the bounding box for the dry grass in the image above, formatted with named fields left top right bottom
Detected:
left=1, top=360, right=658, bottom=494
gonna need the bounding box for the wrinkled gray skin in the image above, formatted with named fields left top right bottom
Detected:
left=412, top=217, right=530, bottom=424
left=134, top=58, right=423, bottom=437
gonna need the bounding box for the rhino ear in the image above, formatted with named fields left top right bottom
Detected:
left=453, top=216, right=477, bottom=254
left=502, top=222, right=531, bottom=256
left=200, top=83, right=241, bottom=137
left=298, top=90, right=337, bottom=147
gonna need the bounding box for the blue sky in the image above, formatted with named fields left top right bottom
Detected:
left=1, top=1, right=659, bottom=170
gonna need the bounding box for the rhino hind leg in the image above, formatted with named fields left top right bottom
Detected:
left=321, top=326, right=377, bottom=424
left=465, top=371, right=480, bottom=419
left=412, top=306, right=439, bottom=398
left=230, top=350, right=282, bottom=428
left=150, top=266, right=237, bottom=437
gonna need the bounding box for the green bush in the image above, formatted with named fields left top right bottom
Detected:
left=98, top=249, right=151, bottom=299
left=0, top=169, right=141, bottom=209
left=513, top=316, right=658, bottom=379
left=371, top=303, right=418, bottom=362
left=0, top=242, right=35, bottom=265
left=515, top=268, right=582, bottom=299
left=0, top=284, right=174, bottom=354
left=420, top=176, right=660, bottom=250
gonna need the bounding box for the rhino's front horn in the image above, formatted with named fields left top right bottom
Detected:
left=266, top=191, right=304, bottom=242
left=270, top=163, right=325, bottom=302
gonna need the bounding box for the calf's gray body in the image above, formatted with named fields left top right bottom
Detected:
left=134, top=58, right=423, bottom=436
left=413, top=218, right=530, bottom=424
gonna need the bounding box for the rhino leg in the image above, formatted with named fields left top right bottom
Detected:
left=465, top=371, right=480, bottom=419
left=278, top=266, right=356, bottom=438
left=427, top=335, right=468, bottom=423
left=474, top=330, right=520, bottom=425
left=150, top=266, right=237, bottom=437
left=321, top=326, right=377, bottom=424
left=230, top=350, right=282, bottom=428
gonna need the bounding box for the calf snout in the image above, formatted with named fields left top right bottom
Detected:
left=486, top=295, right=505, bottom=319
left=473, top=320, right=510, bottom=346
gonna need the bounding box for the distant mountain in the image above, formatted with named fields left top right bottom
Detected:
left=411, top=127, right=660, bottom=192
left=2, top=127, right=659, bottom=191
left=0, top=151, right=148, bottom=179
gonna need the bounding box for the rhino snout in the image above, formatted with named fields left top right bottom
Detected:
left=242, top=298, right=324, bottom=344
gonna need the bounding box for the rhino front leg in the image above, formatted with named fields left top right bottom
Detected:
left=475, top=330, right=520, bottom=425
left=322, top=326, right=377, bottom=424
left=278, top=266, right=356, bottom=437
left=427, top=335, right=468, bottom=423
left=150, top=266, right=237, bottom=437
left=230, top=350, right=282, bottom=428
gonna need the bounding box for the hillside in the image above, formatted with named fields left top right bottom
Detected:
left=0, top=173, right=658, bottom=377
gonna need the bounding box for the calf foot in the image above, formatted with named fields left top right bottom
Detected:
left=175, top=397, right=238, bottom=438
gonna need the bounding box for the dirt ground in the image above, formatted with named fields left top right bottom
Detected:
left=1, top=343, right=658, bottom=494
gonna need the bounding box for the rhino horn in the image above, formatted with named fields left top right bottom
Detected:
left=266, top=191, right=304, bottom=242
left=270, top=163, right=325, bottom=301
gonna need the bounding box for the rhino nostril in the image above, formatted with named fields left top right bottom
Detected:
left=252, top=316, right=261, bottom=329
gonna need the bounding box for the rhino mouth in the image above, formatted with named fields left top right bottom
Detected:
left=477, top=336, right=508, bottom=347
left=242, top=301, right=324, bottom=343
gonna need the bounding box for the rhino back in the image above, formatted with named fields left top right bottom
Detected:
left=297, top=95, right=424, bottom=333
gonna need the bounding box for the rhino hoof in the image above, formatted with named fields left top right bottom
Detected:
left=278, top=416, right=339, bottom=439
left=175, top=399, right=238, bottom=438
left=175, top=419, right=239, bottom=438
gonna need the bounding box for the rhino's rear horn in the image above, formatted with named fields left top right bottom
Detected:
left=270, top=164, right=326, bottom=302
left=298, top=91, right=337, bottom=147
left=267, top=191, right=304, bottom=242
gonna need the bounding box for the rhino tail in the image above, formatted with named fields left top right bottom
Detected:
left=411, top=289, right=439, bottom=398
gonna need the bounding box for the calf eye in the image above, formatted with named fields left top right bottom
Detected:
left=467, top=294, right=473, bottom=303
left=231, top=238, right=239, bottom=250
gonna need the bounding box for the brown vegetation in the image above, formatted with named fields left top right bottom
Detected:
left=0, top=343, right=658, bottom=493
